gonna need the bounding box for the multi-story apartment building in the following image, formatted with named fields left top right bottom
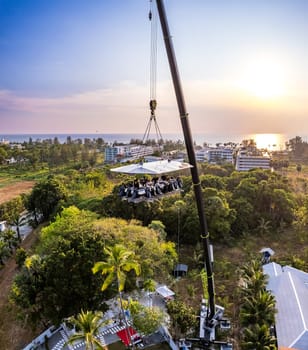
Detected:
left=104, top=147, right=119, bottom=163
left=104, top=144, right=154, bottom=163
left=235, top=150, right=271, bottom=171
left=195, top=147, right=234, bottom=163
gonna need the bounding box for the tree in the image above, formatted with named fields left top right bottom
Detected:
left=270, top=188, right=295, bottom=225
left=25, top=176, right=67, bottom=222
left=200, top=174, right=226, bottom=190
left=0, top=197, right=23, bottom=221
left=288, top=136, right=304, bottom=156
left=0, top=240, right=10, bottom=265
left=148, top=220, right=167, bottom=241
left=240, top=260, right=276, bottom=329
left=93, top=217, right=177, bottom=282
left=257, top=217, right=271, bottom=236
left=11, top=214, right=27, bottom=242
left=11, top=206, right=177, bottom=327
left=242, top=324, right=276, bottom=350
left=15, top=247, right=27, bottom=268
left=10, top=207, right=106, bottom=326
left=230, top=197, right=254, bottom=234
left=240, top=291, right=276, bottom=327
left=127, top=300, right=165, bottom=336
left=92, top=244, right=141, bottom=349
left=2, top=228, right=19, bottom=253
left=0, top=146, right=8, bottom=164
left=67, top=310, right=107, bottom=350
left=202, top=188, right=236, bottom=241
left=0, top=197, right=26, bottom=241
left=166, top=299, right=198, bottom=336
left=294, top=197, right=308, bottom=231
left=240, top=260, right=267, bottom=297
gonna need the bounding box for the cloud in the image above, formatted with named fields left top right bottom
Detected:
left=0, top=79, right=307, bottom=135
left=0, top=83, right=146, bottom=112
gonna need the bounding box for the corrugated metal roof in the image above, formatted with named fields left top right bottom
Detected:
left=263, top=262, right=308, bottom=350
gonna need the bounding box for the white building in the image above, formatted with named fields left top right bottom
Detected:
left=104, top=144, right=154, bottom=163
left=104, top=147, right=118, bottom=163
left=235, top=151, right=271, bottom=171
left=196, top=147, right=234, bottom=163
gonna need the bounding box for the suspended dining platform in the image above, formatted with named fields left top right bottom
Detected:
left=111, top=159, right=192, bottom=203
left=110, top=159, right=192, bottom=175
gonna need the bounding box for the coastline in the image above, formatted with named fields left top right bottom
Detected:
left=0, top=132, right=298, bottom=149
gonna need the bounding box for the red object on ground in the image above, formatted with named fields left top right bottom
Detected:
left=117, top=327, right=141, bottom=346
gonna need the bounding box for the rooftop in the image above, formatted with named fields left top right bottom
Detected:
left=263, top=262, right=308, bottom=350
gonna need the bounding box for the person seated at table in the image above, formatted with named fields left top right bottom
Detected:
left=126, top=182, right=134, bottom=197
left=140, top=176, right=149, bottom=187
left=160, top=175, right=169, bottom=193
left=169, top=176, right=178, bottom=190
left=119, top=183, right=127, bottom=197
left=176, top=176, right=183, bottom=189
left=133, top=178, right=140, bottom=189
left=145, top=184, right=152, bottom=198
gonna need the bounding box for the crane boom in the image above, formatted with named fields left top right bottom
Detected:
left=155, top=0, right=216, bottom=322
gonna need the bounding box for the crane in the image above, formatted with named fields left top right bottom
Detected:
left=155, top=0, right=230, bottom=347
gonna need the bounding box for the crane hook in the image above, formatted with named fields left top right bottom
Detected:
left=149, top=99, right=157, bottom=116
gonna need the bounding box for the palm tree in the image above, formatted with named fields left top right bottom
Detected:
left=67, top=310, right=108, bottom=350
left=257, top=217, right=271, bottom=236
left=240, top=290, right=276, bottom=327
left=241, top=259, right=262, bottom=280
left=242, top=269, right=267, bottom=298
left=10, top=214, right=27, bottom=242
left=92, top=244, right=141, bottom=349
left=242, top=324, right=277, bottom=350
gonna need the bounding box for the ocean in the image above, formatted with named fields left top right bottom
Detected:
left=0, top=133, right=247, bottom=146
left=0, top=132, right=304, bottom=149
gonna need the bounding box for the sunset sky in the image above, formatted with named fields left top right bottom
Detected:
left=0, top=0, right=307, bottom=138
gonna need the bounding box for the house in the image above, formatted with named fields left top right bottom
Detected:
left=263, top=262, right=308, bottom=350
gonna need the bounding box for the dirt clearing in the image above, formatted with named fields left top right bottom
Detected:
left=0, top=181, right=34, bottom=204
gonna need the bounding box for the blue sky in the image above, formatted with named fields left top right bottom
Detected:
left=0, top=0, right=307, bottom=138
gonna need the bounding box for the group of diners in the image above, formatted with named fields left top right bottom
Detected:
left=119, top=175, right=183, bottom=200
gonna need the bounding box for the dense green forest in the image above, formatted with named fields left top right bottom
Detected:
left=0, top=136, right=308, bottom=349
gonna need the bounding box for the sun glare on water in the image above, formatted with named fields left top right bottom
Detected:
left=249, top=133, right=285, bottom=150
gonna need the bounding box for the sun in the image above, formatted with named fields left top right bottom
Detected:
left=238, top=55, right=287, bottom=100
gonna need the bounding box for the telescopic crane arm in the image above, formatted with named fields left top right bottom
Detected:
left=155, top=0, right=216, bottom=322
